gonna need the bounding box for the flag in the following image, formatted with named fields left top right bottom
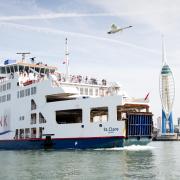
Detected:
left=144, top=92, right=150, bottom=101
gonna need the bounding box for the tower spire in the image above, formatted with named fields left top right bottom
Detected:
left=162, top=35, right=167, bottom=65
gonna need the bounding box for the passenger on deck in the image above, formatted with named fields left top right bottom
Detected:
left=29, top=72, right=34, bottom=81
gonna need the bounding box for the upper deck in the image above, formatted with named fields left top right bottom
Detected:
left=0, top=58, right=149, bottom=105
left=0, top=59, right=124, bottom=97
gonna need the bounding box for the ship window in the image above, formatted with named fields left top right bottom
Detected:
left=25, top=89, right=29, bottom=96
left=117, top=106, right=129, bottom=121
left=90, top=107, right=108, bottom=123
left=19, top=116, right=24, bottom=121
left=17, top=91, right=20, bottom=98
left=7, top=83, right=11, bottom=90
left=10, top=66, right=14, bottom=73
left=31, top=113, right=36, bottom=124
left=20, top=90, right=24, bottom=98
left=31, top=99, right=37, bottom=110
left=28, top=89, right=30, bottom=96
left=25, top=128, right=30, bottom=138
left=31, top=128, right=36, bottom=138
left=0, top=67, right=5, bottom=74
left=56, top=109, right=82, bottom=124
left=31, top=87, right=37, bottom=95
left=7, top=94, right=11, bottom=101
left=39, top=112, right=46, bottom=123
left=95, top=89, right=99, bottom=96
left=20, top=129, right=24, bottom=139
left=85, top=88, right=88, bottom=95
left=14, top=65, right=18, bottom=72
left=6, top=66, right=10, bottom=73
left=2, top=95, right=6, bottom=102
left=15, top=129, right=18, bottom=139
left=3, top=84, right=6, bottom=91
left=80, top=88, right=83, bottom=95
left=89, top=88, right=93, bottom=96
left=39, top=127, right=44, bottom=138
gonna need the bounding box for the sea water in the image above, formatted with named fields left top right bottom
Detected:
left=0, top=141, right=179, bottom=180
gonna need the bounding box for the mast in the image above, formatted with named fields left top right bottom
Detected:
left=65, top=38, right=69, bottom=82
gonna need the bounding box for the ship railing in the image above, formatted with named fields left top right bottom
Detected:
left=15, top=71, right=119, bottom=92
left=0, top=73, right=14, bottom=84
left=54, top=73, right=108, bottom=86
left=124, top=98, right=149, bottom=103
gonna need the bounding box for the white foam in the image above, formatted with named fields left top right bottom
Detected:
left=94, top=145, right=156, bottom=151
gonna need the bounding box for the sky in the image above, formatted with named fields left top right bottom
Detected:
left=0, top=0, right=180, bottom=124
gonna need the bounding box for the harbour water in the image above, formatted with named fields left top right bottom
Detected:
left=0, top=141, right=179, bottom=180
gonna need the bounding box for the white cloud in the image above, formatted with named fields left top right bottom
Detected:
left=0, top=22, right=161, bottom=55
left=0, top=11, right=162, bottom=21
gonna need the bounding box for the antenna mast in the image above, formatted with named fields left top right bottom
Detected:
left=65, top=38, right=69, bottom=82
left=162, top=35, right=167, bottom=65
left=16, top=52, right=31, bottom=62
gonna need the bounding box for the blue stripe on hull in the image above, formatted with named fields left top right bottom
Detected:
left=0, top=137, right=124, bottom=150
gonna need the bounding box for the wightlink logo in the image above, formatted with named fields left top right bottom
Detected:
left=104, top=127, right=119, bottom=134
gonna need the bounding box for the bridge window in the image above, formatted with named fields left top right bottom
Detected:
left=90, top=107, right=108, bottom=123
left=56, top=109, right=82, bottom=124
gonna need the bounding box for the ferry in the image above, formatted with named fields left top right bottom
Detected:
left=0, top=43, right=153, bottom=150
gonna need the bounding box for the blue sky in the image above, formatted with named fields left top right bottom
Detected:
left=0, top=0, right=180, bottom=124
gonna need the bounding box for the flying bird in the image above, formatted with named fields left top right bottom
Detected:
left=107, top=24, right=133, bottom=34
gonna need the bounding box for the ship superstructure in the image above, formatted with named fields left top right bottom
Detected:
left=0, top=46, right=153, bottom=149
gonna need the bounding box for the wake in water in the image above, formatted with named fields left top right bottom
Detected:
left=95, top=145, right=156, bottom=151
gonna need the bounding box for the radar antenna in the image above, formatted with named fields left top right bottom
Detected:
left=16, top=52, right=31, bottom=62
